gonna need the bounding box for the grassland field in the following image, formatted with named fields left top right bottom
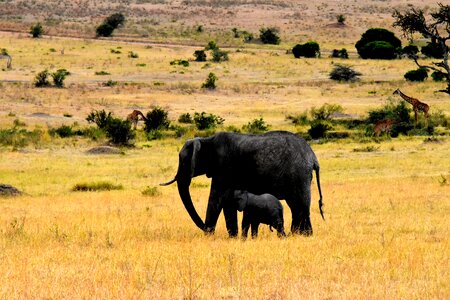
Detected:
left=0, top=3, right=450, bottom=298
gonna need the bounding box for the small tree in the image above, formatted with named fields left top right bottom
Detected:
left=105, top=117, right=135, bottom=145
left=144, top=106, right=170, bottom=132
left=34, top=70, right=50, bottom=87
left=51, top=69, right=70, bottom=88
left=329, top=65, right=361, bottom=81
left=402, top=45, right=419, bottom=57
left=201, top=72, right=218, bottom=89
left=242, top=118, right=270, bottom=134
left=96, top=23, right=115, bottom=37
left=212, top=48, right=229, bottom=62
left=259, top=27, right=280, bottom=45
left=194, top=50, right=207, bottom=62
left=193, top=112, right=224, bottom=130
left=337, top=14, right=346, bottom=24
left=404, top=68, right=428, bottom=81
left=355, top=28, right=402, bottom=59
left=393, top=4, right=450, bottom=94
left=86, top=110, right=113, bottom=129
left=331, top=48, right=349, bottom=59
left=310, top=103, right=344, bottom=121
left=30, top=23, right=44, bottom=38
left=205, top=40, right=218, bottom=51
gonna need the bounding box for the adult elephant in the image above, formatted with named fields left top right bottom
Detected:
left=161, top=130, right=324, bottom=237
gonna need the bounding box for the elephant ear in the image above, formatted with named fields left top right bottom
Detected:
left=236, top=191, right=248, bottom=212
left=190, top=138, right=201, bottom=178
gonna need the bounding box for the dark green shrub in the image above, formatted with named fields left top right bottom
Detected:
left=355, top=28, right=401, bottom=59
left=242, top=118, right=269, bottom=134
left=196, top=25, right=203, bottom=33
left=402, top=45, right=419, bottom=56
left=96, top=23, right=115, bottom=37
left=193, top=112, right=224, bottom=130
left=286, top=113, right=309, bottom=125
left=331, top=48, right=349, bottom=58
left=128, top=51, right=139, bottom=58
left=421, top=42, right=445, bottom=59
left=205, top=41, right=218, bottom=51
left=104, top=80, right=118, bottom=87
left=30, top=23, right=43, bottom=38
left=144, top=106, right=170, bottom=132
left=105, top=13, right=125, bottom=29
left=95, top=71, right=110, bottom=75
left=212, top=49, right=229, bottom=62
left=308, top=121, right=332, bottom=139
left=72, top=181, right=123, bottom=192
left=359, top=41, right=397, bottom=59
left=51, top=69, right=70, bottom=88
left=34, top=70, right=50, bottom=87
left=329, top=65, right=361, bottom=81
left=194, top=50, right=207, bottom=62
left=170, top=59, right=189, bottom=67
left=178, top=113, right=193, bottom=123
left=147, top=129, right=163, bottom=140
left=431, top=71, right=446, bottom=82
left=368, top=101, right=412, bottom=125
left=242, top=31, right=253, bottom=42
left=105, top=117, right=135, bottom=145
left=259, top=27, right=280, bottom=45
left=86, top=110, right=113, bottom=129
left=292, top=42, right=320, bottom=58
left=337, top=15, right=346, bottom=24
left=49, top=125, right=75, bottom=138
left=404, top=68, right=428, bottom=82
left=201, top=72, right=218, bottom=89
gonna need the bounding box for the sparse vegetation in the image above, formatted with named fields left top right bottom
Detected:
left=193, top=112, right=224, bottom=130
left=72, top=181, right=123, bottom=192
left=259, top=27, right=280, bottom=45
left=242, top=118, right=270, bottom=134
left=330, top=65, right=361, bottom=81
left=201, top=72, right=218, bottom=89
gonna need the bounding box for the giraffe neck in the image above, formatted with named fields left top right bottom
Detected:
left=397, top=90, right=416, bottom=105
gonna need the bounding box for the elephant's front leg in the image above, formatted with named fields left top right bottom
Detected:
left=204, top=180, right=231, bottom=235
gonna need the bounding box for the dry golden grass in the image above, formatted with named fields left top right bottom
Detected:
left=0, top=18, right=449, bottom=299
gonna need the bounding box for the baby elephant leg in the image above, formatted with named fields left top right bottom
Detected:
left=241, top=212, right=251, bottom=240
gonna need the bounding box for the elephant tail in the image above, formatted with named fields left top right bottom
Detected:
left=314, top=163, right=325, bottom=220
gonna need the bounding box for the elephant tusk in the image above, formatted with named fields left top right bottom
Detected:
left=159, top=178, right=176, bottom=186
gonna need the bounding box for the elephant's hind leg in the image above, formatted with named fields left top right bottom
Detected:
left=287, top=184, right=313, bottom=236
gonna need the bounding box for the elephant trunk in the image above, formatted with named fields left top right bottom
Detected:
left=177, top=180, right=206, bottom=231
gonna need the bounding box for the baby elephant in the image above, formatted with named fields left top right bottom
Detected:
left=234, top=190, right=286, bottom=239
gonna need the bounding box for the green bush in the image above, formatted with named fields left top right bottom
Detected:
left=286, top=113, right=309, bottom=125
left=51, top=69, right=70, bottom=88
left=292, top=42, right=320, bottom=58
left=96, top=23, right=115, bottom=37
left=205, top=41, right=218, bottom=51
left=201, top=72, right=218, bottom=89
left=170, top=59, right=189, bottom=67
left=30, top=23, right=44, bottom=38
left=178, top=113, right=193, bottom=123
left=146, top=129, right=163, bottom=140
left=105, top=117, right=135, bottom=145
left=242, top=118, right=270, bottom=134
left=95, top=71, right=110, bottom=75
left=0, top=127, right=44, bottom=148
left=194, top=112, right=224, bottom=130
left=86, top=110, right=113, bottom=129
left=329, top=65, right=361, bottom=81
left=194, top=50, right=207, bottom=62
left=49, top=125, right=75, bottom=138
left=308, top=121, right=332, bottom=139
left=355, top=28, right=401, bottom=59
left=72, top=181, right=123, bottom=192
left=359, top=41, right=397, bottom=59
left=34, top=70, right=50, bottom=87
left=421, top=42, right=445, bottom=59
left=104, top=80, right=119, bottom=87
left=404, top=68, right=428, bottom=82
left=144, top=106, right=170, bottom=132
left=431, top=71, right=446, bottom=82
left=212, top=49, right=229, bottom=62
left=402, top=45, right=419, bottom=56
left=142, top=186, right=161, bottom=197
left=128, top=51, right=139, bottom=58
left=259, top=27, right=280, bottom=45
left=331, top=48, right=348, bottom=58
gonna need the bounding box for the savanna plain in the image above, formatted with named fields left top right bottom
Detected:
left=1, top=1, right=450, bottom=299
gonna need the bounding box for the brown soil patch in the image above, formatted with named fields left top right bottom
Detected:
left=86, top=146, right=123, bottom=155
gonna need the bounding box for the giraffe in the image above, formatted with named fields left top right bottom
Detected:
left=374, top=119, right=395, bottom=137
left=0, top=54, right=12, bottom=69
left=126, top=110, right=147, bottom=129
left=393, top=88, right=429, bottom=125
